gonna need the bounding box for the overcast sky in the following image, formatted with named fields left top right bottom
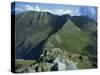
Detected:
left=12, top=2, right=97, bottom=21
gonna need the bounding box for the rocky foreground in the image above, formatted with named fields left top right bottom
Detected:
left=16, top=47, right=96, bottom=73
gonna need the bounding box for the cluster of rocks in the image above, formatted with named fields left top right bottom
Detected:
left=16, top=47, right=78, bottom=73
left=16, top=46, right=94, bottom=73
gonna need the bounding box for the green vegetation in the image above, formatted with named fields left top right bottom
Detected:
left=45, top=20, right=96, bottom=57
left=15, top=59, right=36, bottom=70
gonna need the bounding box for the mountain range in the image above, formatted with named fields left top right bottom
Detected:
left=12, top=10, right=97, bottom=72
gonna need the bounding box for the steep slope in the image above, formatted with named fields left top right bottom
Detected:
left=70, top=16, right=97, bottom=56
left=43, top=19, right=96, bottom=57
left=70, top=16, right=97, bottom=38
left=15, top=11, right=53, bottom=59
left=14, top=11, right=70, bottom=59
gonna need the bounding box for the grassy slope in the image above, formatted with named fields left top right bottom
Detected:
left=15, top=11, right=54, bottom=59
left=45, top=20, right=96, bottom=57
